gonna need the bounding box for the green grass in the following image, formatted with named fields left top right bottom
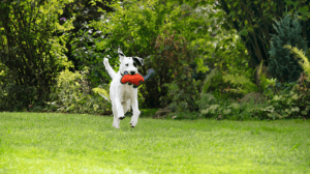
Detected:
left=140, top=108, right=158, bottom=117
left=0, top=112, right=309, bottom=174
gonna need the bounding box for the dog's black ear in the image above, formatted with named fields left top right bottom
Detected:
left=132, top=57, right=144, bottom=66
left=118, top=48, right=125, bottom=62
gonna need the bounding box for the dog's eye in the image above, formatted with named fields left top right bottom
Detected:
left=125, top=64, right=129, bottom=66
left=133, top=63, right=137, bottom=67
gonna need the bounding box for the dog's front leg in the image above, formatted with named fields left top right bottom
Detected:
left=130, top=91, right=141, bottom=128
left=112, top=98, right=125, bottom=129
left=112, top=104, right=120, bottom=129
left=114, top=93, right=126, bottom=120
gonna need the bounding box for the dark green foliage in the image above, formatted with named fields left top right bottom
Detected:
left=171, top=112, right=202, bottom=120
left=154, top=31, right=199, bottom=112
left=259, top=81, right=310, bottom=120
left=70, top=28, right=109, bottom=90
left=0, top=1, right=65, bottom=110
left=218, top=0, right=310, bottom=70
left=139, top=108, right=158, bottom=117
left=46, top=68, right=111, bottom=115
left=268, top=13, right=307, bottom=83
left=61, top=0, right=113, bottom=70
left=199, top=33, right=255, bottom=101
left=197, top=79, right=310, bottom=121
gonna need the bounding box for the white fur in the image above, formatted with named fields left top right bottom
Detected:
left=103, top=49, right=144, bottom=128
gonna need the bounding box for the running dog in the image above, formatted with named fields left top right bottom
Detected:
left=103, top=48, right=144, bottom=128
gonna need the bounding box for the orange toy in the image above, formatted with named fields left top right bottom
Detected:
left=120, top=69, right=155, bottom=88
left=121, top=73, right=144, bottom=86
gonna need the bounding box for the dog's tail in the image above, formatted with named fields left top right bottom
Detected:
left=103, top=57, right=117, bottom=79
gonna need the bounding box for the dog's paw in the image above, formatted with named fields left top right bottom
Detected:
left=112, top=124, right=120, bottom=129
left=103, top=58, right=109, bottom=64
left=130, top=123, right=135, bottom=128
left=113, top=125, right=120, bottom=129
left=119, top=116, right=125, bottom=120
left=130, top=120, right=137, bottom=127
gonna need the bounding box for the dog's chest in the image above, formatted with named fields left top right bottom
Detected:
left=120, top=84, right=133, bottom=101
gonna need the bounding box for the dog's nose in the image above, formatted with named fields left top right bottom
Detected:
left=130, top=71, right=136, bottom=75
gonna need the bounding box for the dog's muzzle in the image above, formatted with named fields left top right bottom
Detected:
left=121, top=71, right=133, bottom=85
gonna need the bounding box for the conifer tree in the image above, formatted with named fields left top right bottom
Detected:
left=268, top=13, right=308, bottom=83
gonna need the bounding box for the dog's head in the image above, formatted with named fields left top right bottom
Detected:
left=118, top=48, right=144, bottom=75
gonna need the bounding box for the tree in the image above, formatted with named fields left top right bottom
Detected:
left=268, top=13, right=307, bottom=83
left=217, top=0, right=310, bottom=71
left=60, top=0, right=113, bottom=70
left=0, top=0, right=72, bottom=110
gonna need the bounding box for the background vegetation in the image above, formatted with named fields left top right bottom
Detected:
left=1, top=0, right=310, bottom=120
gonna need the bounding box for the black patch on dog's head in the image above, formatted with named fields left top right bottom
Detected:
left=119, top=52, right=125, bottom=57
left=132, top=57, right=144, bottom=66
left=118, top=48, right=126, bottom=62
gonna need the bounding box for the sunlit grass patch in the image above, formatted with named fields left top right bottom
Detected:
left=0, top=112, right=309, bottom=173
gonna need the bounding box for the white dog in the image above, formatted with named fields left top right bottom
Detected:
left=103, top=48, right=144, bottom=129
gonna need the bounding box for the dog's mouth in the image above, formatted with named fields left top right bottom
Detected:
left=121, top=71, right=128, bottom=76
left=121, top=71, right=132, bottom=85
left=122, top=70, right=137, bottom=76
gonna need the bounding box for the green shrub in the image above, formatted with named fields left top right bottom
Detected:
left=48, top=68, right=110, bottom=114
left=268, top=13, right=308, bottom=83
left=199, top=80, right=310, bottom=120
left=200, top=29, right=255, bottom=101
left=170, top=112, right=202, bottom=120
left=198, top=43, right=310, bottom=120
left=196, top=93, right=217, bottom=110
left=258, top=84, right=308, bottom=120
left=284, top=45, right=310, bottom=80
left=200, top=101, right=248, bottom=120
left=199, top=99, right=267, bottom=120
left=222, top=74, right=258, bottom=94
left=140, top=108, right=158, bottom=117
left=70, top=27, right=110, bottom=88
left=161, top=77, right=199, bottom=112
left=256, top=45, right=310, bottom=120
left=0, top=1, right=74, bottom=111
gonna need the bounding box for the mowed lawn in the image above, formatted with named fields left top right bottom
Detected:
left=0, top=112, right=309, bottom=174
